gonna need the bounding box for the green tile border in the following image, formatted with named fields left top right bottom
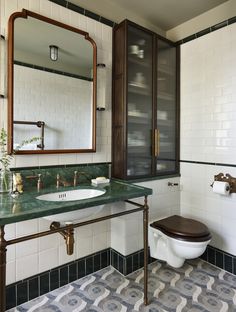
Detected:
left=180, top=159, right=236, bottom=168
left=6, top=243, right=235, bottom=309
left=201, top=245, right=236, bottom=275
left=14, top=61, right=93, bottom=81
left=176, top=16, right=236, bottom=45
left=48, top=0, right=117, bottom=28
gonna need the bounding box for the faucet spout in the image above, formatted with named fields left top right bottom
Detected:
left=56, top=174, right=71, bottom=188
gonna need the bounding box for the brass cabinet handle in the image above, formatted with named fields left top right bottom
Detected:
left=154, top=129, right=160, bottom=157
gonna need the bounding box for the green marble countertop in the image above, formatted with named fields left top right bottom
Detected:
left=0, top=180, right=152, bottom=225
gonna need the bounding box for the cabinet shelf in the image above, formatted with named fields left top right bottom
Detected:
left=128, top=115, right=151, bottom=125
left=157, top=119, right=174, bottom=127
left=157, top=92, right=175, bottom=101
left=158, top=65, right=175, bottom=76
left=128, top=56, right=151, bottom=68
left=128, top=84, right=151, bottom=96
left=128, top=146, right=151, bottom=154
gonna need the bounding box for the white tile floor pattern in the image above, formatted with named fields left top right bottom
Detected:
left=8, top=258, right=236, bottom=311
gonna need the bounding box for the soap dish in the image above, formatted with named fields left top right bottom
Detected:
left=91, top=178, right=110, bottom=185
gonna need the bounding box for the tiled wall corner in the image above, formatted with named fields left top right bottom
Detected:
left=180, top=22, right=236, bottom=257
left=0, top=0, right=112, bottom=168
left=110, top=178, right=180, bottom=256
left=0, top=0, right=112, bottom=285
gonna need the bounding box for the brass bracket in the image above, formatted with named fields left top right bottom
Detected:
left=50, top=222, right=74, bottom=255
left=211, top=173, right=236, bottom=194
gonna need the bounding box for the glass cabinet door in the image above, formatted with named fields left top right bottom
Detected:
left=126, top=25, right=153, bottom=178
left=156, top=40, right=177, bottom=174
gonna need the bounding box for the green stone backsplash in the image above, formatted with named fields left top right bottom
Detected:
left=11, top=163, right=110, bottom=191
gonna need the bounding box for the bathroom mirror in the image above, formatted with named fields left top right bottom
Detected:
left=8, top=9, right=97, bottom=154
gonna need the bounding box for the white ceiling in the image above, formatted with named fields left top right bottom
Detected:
left=70, top=0, right=229, bottom=30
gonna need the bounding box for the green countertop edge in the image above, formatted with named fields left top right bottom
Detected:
left=0, top=180, right=152, bottom=226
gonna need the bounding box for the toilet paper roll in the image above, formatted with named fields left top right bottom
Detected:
left=212, top=181, right=230, bottom=195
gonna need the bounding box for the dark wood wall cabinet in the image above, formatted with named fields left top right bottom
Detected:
left=112, top=19, right=180, bottom=180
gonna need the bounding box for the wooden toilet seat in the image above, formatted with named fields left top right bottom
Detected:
left=150, top=215, right=211, bottom=242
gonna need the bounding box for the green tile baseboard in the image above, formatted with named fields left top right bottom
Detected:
left=6, top=245, right=235, bottom=309
left=6, top=248, right=110, bottom=309
left=201, top=245, right=236, bottom=275
left=6, top=248, right=154, bottom=310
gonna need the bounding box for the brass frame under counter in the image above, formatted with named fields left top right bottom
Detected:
left=0, top=181, right=152, bottom=311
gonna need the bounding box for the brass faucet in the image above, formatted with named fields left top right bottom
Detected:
left=72, top=170, right=92, bottom=186
left=73, top=171, right=78, bottom=187
left=56, top=171, right=91, bottom=188
left=56, top=174, right=71, bottom=188
left=25, top=173, right=43, bottom=191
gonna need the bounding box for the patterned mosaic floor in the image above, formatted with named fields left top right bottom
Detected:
left=8, top=259, right=236, bottom=311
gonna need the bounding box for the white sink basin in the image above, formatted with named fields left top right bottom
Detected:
left=37, top=188, right=105, bottom=202
left=36, top=188, right=106, bottom=224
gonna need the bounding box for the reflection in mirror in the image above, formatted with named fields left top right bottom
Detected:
left=8, top=9, right=97, bottom=154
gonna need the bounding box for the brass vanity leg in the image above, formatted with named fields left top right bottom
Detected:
left=65, top=226, right=74, bottom=256
left=143, top=196, right=149, bottom=306
left=0, top=226, right=7, bottom=312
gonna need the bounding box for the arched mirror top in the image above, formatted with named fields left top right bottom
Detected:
left=8, top=9, right=97, bottom=154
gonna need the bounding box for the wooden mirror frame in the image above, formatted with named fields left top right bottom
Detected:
left=8, top=9, right=97, bottom=154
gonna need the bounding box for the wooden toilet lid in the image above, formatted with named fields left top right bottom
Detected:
left=150, top=215, right=211, bottom=242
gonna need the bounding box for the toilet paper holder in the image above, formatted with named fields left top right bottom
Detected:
left=210, top=173, right=236, bottom=193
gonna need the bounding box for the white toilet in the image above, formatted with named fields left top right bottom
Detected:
left=149, top=215, right=211, bottom=268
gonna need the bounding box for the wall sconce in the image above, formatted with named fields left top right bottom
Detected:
left=49, top=45, right=58, bottom=61
left=96, top=63, right=106, bottom=111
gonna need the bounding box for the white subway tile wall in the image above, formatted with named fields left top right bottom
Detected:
left=0, top=0, right=112, bottom=284
left=110, top=178, right=180, bottom=256
left=180, top=23, right=236, bottom=255
left=0, top=0, right=181, bottom=285
left=14, top=66, right=93, bottom=150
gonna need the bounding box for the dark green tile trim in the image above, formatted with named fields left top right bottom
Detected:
left=196, top=28, right=211, bottom=38
left=6, top=248, right=110, bottom=310
left=180, top=159, right=236, bottom=168
left=176, top=16, right=236, bottom=45
left=120, top=173, right=180, bottom=184
left=12, top=161, right=111, bottom=171
left=211, top=20, right=228, bottom=31
left=200, top=245, right=236, bottom=275
left=14, top=60, right=93, bottom=82
left=100, top=17, right=116, bottom=27
left=49, top=0, right=116, bottom=28
left=7, top=244, right=233, bottom=309
left=182, top=34, right=196, bottom=43
left=229, top=16, right=236, bottom=24
left=49, top=0, right=67, bottom=7
left=6, top=285, right=16, bottom=310
left=16, top=281, right=28, bottom=306
left=67, top=2, right=85, bottom=14
left=40, top=273, right=50, bottom=295
left=85, top=10, right=100, bottom=21
left=110, top=248, right=155, bottom=276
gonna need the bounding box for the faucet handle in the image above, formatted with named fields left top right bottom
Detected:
left=56, top=174, right=60, bottom=188
left=74, top=171, right=78, bottom=187
left=37, top=174, right=43, bottom=191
